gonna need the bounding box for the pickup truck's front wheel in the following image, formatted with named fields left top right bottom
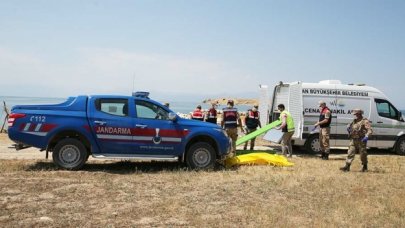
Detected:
left=52, top=138, right=88, bottom=170
left=186, top=142, right=216, bottom=170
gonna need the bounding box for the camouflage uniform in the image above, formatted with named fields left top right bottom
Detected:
left=319, top=127, right=330, bottom=155
left=315, top=101, right=332, bottom=160
left=226, top=128, right=238, bottom=157
left=341, top=113, right=373, bottom=172
left=221, top=100, right=243, bottom=157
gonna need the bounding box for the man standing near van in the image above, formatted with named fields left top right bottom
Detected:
left=275, top=104, right=295, bottom=157
left=314, top=101, right=332, bottom=160
left=243, top=105, right=262, bottom=150
left=340, top=109, right=373, bottom=172
left=221, top=100, right=243, bottom=157
left=205, top=102, right=218, bottom=124
left=192, top=105, right=204, bottom=121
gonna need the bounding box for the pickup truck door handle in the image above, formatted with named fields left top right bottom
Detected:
left=377, top=121, right=383, bottom=124
left=94, top=120, right=107, bottom=126
left=136, top=124, right=147, bottom=129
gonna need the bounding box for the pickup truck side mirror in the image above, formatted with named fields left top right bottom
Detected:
left=399, top=112, right=404, bottom=122
left=168, top=112, right=177, bottom=122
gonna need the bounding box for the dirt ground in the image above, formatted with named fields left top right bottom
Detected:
left=0, top=134, right=44, bottom=160
left=1, top=133, right=404, bottom=227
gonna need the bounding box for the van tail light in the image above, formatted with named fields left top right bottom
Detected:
left=8, top=113, right=26, bottom=127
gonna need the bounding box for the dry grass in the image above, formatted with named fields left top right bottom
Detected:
left=0, top=154, right=404, bottom=227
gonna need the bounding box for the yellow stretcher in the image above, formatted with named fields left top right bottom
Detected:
left=225, top=152, right=294, bottom=168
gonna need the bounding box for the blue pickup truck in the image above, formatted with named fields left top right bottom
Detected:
left=8, top=92, right=231, bottom=170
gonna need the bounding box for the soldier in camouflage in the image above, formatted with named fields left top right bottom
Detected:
left=340, top=109, right=373, bottom=172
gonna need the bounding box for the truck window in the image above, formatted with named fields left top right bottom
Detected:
left=135, top=100, right=169, bottom=120
left=375, top=99, right=399, bottom=120
left=95, top=98, right=128, bottom=117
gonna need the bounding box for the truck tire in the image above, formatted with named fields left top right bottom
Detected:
left=305, top=134, right=321, bottom=154
left=52, top=138, right=88, bottom=170
left=395, top=137, right=405, bottom=155
left=186, top=142, right=216, bottom=170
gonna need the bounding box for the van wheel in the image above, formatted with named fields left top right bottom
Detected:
left=186, top=142, right=216, bottom=170
left=395, top=137, right=405, bottom=155
left=305, top=135, right=321, bottom=154
left=52, top=138, right=88, bottom=170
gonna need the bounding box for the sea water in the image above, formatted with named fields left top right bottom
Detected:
left=0, top=96, right=252, bottom=129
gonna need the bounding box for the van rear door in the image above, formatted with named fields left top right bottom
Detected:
left=270, top=82, right=303, bottom=139
left=289, top=82, right=304, bottom=139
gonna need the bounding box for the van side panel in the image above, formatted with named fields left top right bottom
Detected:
left=302, top=85, right=375, bottom=147
left=270, top=81, right=405, bottom=152
left=302, top=93, right=338, bottom=147
left=332, top=96, right=374, bottom=147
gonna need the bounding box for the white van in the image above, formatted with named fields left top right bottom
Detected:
left=263, top=80, right=405, bottom=155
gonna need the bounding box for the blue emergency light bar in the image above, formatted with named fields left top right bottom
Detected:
left=132, top=91, right=150, bottom=99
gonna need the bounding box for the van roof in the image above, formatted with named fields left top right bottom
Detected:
left=293, top=80, right=387, bottom=99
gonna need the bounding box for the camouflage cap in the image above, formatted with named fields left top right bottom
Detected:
left=352, top=108, right=364, bottom=115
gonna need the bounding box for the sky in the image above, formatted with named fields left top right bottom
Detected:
left=0, top=0, right=404, bottom=108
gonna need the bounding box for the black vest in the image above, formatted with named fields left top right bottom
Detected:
left=245, top=110, right=260, bottom=129
left=223, top=108, right=238, bottom=128
left=319, top=107, right=332, bottom=128
left=206, top=108, right=217, bottom=124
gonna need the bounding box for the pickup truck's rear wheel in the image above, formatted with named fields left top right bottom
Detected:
left=186, top=142, right=216, bottom=170
left=395, top=137, right=405, bottom=155
left=52, top=138, right=88, bottom=170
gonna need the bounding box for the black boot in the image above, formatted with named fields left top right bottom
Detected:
left=323, top=153, right=329, bottom=160
left=362, top=163, right=368, bottom=172
left=340, top=163, right=350, bottom=172
left=320, top=152, right=325, bottom=159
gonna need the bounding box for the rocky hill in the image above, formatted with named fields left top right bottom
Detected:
left=203, top=98, right=258, bottom=105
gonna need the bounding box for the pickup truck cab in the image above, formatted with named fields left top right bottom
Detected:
left=8, top=92, right=231, bottom=170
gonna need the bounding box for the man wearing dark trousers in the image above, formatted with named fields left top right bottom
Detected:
left=314, top=101, right=332, bottom=160
left=243, top=105, right=262, bottom=150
